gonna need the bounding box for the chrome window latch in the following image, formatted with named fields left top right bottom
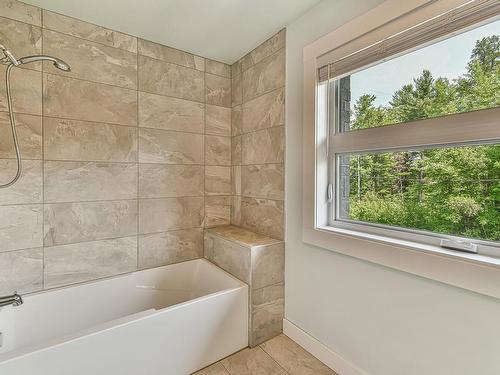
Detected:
left=327, top=183, right=334, bottom=203
left=440, top=239, right=478, bottom=254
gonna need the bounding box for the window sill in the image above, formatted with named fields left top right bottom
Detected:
left=303, top=225, right=500, bottom=300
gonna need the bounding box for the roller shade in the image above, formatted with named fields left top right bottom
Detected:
left=317, top=0, right=500, bottom=82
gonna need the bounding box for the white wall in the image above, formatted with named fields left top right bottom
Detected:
left=284, top=1, right=500, bottom=374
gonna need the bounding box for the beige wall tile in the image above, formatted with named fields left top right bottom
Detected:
left=205, top=73, right=231, bottom=107
left=0, top=5, right=293, bottom=293
left=44, top=200, right=137, bottom=246
left=232, top=105, right=242, bottom=136
left=232, top=135, right=242, bottom=166
left=139, top=197, right=204, bottom=234
left=0, top=204, right=42, bottom=252
left=205, top=166, right=231, bottom=196
left=44, top=236, right=137, bottom=288
left=206, top=59, right=231, bottom=78
left=43, top=10, right=136, bottom=52
left=251, top=283, right=284, bottom=345
left=205, top=135, right=231, bottom=166
left=139, top=128, right=204, bottom=164
left=138, top=228, right=203, bottom=269
left=44, top=117, right=137, bottom=162
left=232, top=165, right=241, bottom=196
left=242, top=88, right=285, bottom=133
left=0, top=0, right=41, bottom=26
left=0, top=66, right=42, bottom=115
left=43, top=29, right=137, bottom=88
left=0, top=16, right=42, bottom=70
left=251, top=297, right=284, bottom=346
left=0, top=113, right=41, bottom=159
left=205, top=196, right=231, bottom=228
left=232, top=74, right=242, bottom=107
left=138, top=55, right=204, bottom=102
left=231, top=59, right=242, bottom=77
left=249, top=29, right=285, bottom=67
left=139, top=164, right=204, bottom=198
left=242, top=49, right=285, bottom=102
left=139, top=92, right=204, bottom=133
left=241, top=54, right=254, bottom=72
left=138, top=38, right=204, bottom=70
left=193, top=56, right=206, bottom=72
left=206, top=105, right=231, bottom=136
left=231, top=195, right=242, bottom=226
left=252, top=283, right=284, bottom=307
left=220, top=347, right=286, bottom=375
left=242, top=164, right=284, bottom=200
left=241, top=197, right=284, bottom=240
left=44, top=161, right=137, bottom=202
left=242, top=126, right=284, bottom=165
left=43, top=74, right=137, bottom=126
left=252, top=243, right=284, bottom=289
left=204, top=232, right=251, bottom=283
left=0, top=160, right=42, bottom=205
left=0, top=248, right=43, bottom=295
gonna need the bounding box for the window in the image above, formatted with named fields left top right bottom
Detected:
left=317, top=1, right=500, bottom=256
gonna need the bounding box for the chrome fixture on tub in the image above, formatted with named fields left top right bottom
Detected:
left=0, top=44, right=71, bottom=188
left=0, top=292, right=23, bottom=307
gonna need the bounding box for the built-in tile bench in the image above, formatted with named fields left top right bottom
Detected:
left=204, top=225, right=284, bottom=347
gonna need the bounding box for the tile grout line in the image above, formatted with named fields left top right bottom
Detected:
left=41, top=7, right=46, bottom=290
left=0, top=10, right=41, bottom=28
left=1, top=195, right=207, bottom=207
left=239, top=43, right=285, bottom=76
left=1, top=10, right=134, bottom=53
left=2, top=226, right=204, bottom=255
left=2, top=86, right=231, bottom=124
left=136, top=41, right=140, bottom=271
left=203, top=68, right=207, bottom=232
left=240, top=84, right=286, bottom=110
left=219, top=360, right=233, bottom=375
left=43, top=70, right=138, bottom=92
left=141, top=53, right=229, bottom=78
left=258, top=344, right=291, bottom=375
left=42, top=27, right=137, bottom=56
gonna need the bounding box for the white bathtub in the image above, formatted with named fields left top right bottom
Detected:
left=0, top=259, right=248, bottom=375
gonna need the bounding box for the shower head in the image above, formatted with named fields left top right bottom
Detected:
left=18, top=55, right=71, bottom=72
left=0, top=44, right=20, bottom=66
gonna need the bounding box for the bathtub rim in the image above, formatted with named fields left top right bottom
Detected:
left=0, top=258, right=249, bottom=363
left=2, top=257, right=246, bottom=298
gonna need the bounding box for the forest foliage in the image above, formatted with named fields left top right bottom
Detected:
left=346, top=35, right=500, bottom=241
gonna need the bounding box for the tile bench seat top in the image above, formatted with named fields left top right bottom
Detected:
left=206, top=225, right=282, bottom=248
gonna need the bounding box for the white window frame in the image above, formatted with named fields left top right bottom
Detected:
left=302, top=0, right=500, bottom=299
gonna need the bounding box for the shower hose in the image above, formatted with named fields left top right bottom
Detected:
left=1, top=63, right=22, bottom=188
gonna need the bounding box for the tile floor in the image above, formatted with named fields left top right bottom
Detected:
left=193, top=334, right=337, bottom=375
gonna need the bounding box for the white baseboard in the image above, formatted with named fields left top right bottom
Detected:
left=283, top=319, right=369, bottom=375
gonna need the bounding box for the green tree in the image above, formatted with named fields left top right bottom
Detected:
left=346, top=34, right=500, bottom=241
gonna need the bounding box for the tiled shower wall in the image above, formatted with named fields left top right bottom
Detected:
left=231, top=30, right=285, bottom=240
left=0, top=0, right=231, bottom=294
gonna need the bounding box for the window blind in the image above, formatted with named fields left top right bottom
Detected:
left=317, top=0, right=500, bottom=82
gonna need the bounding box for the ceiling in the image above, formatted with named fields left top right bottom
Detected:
left=24, top=0, right=322, bottom=63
